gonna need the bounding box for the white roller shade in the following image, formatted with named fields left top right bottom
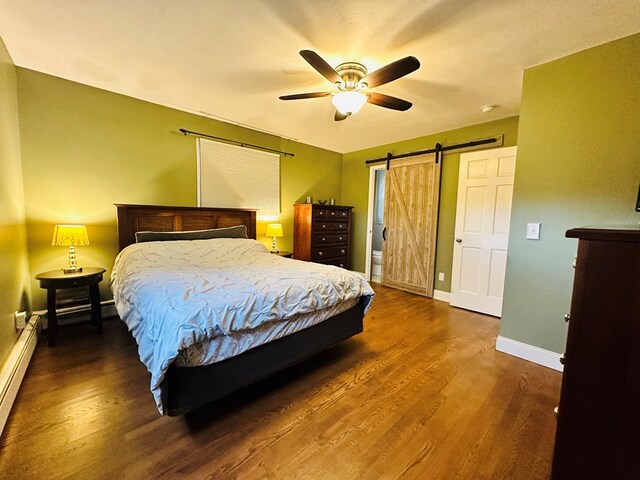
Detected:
left=197, top=138, right=280, bottom=220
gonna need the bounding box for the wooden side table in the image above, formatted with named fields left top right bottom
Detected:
left=35, top=267, right=106, bottom=347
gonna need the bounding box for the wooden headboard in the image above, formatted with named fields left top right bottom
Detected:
left=115, top=204, right=257, bottom=251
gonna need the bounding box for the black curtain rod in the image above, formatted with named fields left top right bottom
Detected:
left=179, top=128, right=295, bottom=157
left=364, top=137, right=498, bottom=165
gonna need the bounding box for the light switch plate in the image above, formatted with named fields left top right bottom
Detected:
left=526, top=222, right=541, bottom=240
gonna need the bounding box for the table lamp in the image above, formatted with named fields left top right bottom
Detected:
left=265, top=223, right=283, bottom=253
left=51, top=224, right=90, bottom=273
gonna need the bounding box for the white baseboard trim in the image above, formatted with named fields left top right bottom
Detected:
left=433, top=289, right=451, bottom=303
left=496, top=335, right=564, bottom=372
left=0, top=315, right=40, bottom=436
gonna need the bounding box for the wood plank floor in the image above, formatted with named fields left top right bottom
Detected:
left=1, top=284, right=561, bottom=479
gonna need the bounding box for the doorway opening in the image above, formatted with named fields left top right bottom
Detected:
left=371, top=169, right=386, bottom=283
left=365, top=165, right=386, bottom=282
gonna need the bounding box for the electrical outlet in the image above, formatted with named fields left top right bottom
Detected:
left=438, top=272, right=445, bottom=281
left=526, top=222, right=541, bottom=240
left=14, top=311, right=27, bottom=330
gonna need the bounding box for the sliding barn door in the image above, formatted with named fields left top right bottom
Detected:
left=381, top=154, right=441, bottom=297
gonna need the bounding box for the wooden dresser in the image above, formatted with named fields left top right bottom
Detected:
left=552, top=225, right=640, bottom=479
left=293, top=204, right=353, bottom=269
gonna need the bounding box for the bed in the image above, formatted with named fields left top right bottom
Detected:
left=112, top=204, right=374, bottom=415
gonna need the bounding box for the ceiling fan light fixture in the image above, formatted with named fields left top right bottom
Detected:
left=280, top=51, right=420, bottom=120
left=332, top=91, right=368, bottom=116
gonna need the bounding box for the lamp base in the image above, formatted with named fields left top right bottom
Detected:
left=62, top=267, right=83, bottom=274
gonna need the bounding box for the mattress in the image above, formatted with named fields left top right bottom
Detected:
left=111, top=237, right=374, bottom=412
left=174, top=296, right=358, bottom=366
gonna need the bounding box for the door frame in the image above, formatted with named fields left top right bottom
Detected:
left=364, top=164, right=387, bottom=281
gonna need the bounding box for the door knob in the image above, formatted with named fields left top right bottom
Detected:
left=455, top=238, right=462, bottom=243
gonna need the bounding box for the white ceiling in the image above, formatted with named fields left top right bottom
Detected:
left=1, top=0, right=639, bottom=153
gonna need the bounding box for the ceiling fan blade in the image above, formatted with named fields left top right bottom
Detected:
left=300, top=50, right=342, bottom=84
left=334, top=111, right=349, bottom=121
left=367, top=92, right=413, bottom=111
left=364, top=56, right=420, bottom=88
left=279, top=92, right=331, bottom=100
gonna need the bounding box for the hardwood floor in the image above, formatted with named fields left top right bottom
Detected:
left=0, top=284, right=561, bottom=479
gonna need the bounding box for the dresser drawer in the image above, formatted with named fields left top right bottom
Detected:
left=327, top=209, right=349, bottom=219
left=314, top=221, right=348, bottom=232
left=320, top=257, right=349, bottom=269
left=314, top=208, right=350, bottom=219
left=314, top=233, right=348, bottom=244
left=312, top=245, right=348, bottom=261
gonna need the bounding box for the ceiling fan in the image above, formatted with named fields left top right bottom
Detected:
left=279, top=50, right=420, bottom=121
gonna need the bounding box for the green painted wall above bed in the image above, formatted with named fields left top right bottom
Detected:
left=16, top=69, right=343, bottom=309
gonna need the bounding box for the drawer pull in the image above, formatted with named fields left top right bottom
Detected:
left=339, top=264, right=344, bottom=268
left=339, top=236, right=343, bottom=240
left=339, top=224, right=343, bottom=229
left=341, top=249, right=345, bottom=254
left=318, top=251, right=323, bottom=256
left=330, top=211, right=335, bottom=216
left=322, top=237, right=326, bottom=241
left=322, top=224, right=326, bottom=229
left=564, top=314, right=570, bottom=322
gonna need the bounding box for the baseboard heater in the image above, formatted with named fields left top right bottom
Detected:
left=0, top=316, right=40, bottom=437
left=35, top=300, right=117, bottom=329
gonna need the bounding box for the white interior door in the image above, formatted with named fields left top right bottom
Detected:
left=450, top=146, right=517, bottom=316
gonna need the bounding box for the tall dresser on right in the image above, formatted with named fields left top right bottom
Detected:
left=552, top=225, right=640, bottom=479
left=293, top=203, right=353, bottom=269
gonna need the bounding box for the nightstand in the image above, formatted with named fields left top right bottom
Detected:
left=272, top=251, right=293, bottom=258
left=35, top=267, right=106, bottom=347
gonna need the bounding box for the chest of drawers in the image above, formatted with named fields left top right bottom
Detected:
left=293, top=204, right=353, bottom=269
left=551, top=226, right=640, bottom=479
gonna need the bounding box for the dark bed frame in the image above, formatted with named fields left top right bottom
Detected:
left=115, top=204, right=364, bottom=415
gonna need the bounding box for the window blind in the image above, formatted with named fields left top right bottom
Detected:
left=197, top=138, right=280, bottom=220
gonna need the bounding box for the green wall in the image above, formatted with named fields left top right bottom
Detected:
left=500, top=33, right=640, bottom=353
left=342, top=116, right=520, bottom=291
left=0, top=37, right=30, bottom=366
left=17, top=69, right=342, bottom=309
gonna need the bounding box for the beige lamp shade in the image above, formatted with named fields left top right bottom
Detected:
left=265, top=224, right=283, bottom=238
left=266, top=223, right=283, bottom=253
left=52, top=224, right=89, bottom=273
left=51, top=224, right=90, bottom=246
